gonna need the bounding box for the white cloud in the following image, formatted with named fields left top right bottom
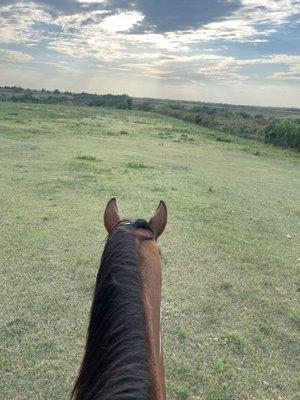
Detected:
left=236, top=54, right=300, bottom=81
left=0, top=2, right=51, bottom=44
left=241, top=0, right=299, bottom=25
left=100, top=11, right=144, bottom=32
left=0, top=48, right=33, bottom=62
left=117, top=53, right=300, bottom=83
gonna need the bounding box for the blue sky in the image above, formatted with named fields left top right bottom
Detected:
left=0, top=0, right=299, bottom=107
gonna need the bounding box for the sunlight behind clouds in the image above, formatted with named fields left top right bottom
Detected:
left=100, top=12, right=144, bottom=32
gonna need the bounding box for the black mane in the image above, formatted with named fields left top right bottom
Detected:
left=72, top=225, right=151, bottom=400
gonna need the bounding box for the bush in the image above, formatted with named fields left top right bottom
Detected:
left=126, top=97, right=132, bottom=110
left=137, top=102, right=153, bottom=112
left=195, top=113, right=213, bottom=127
left=260, top=119, right=300, bottom=151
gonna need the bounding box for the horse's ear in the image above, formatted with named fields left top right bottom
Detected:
left=104, top=198, right=120, bottom=233
left=149, top=200, right=167, bottom=239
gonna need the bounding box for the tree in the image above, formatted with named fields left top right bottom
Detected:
left=126, top=97, right=132, bottom=110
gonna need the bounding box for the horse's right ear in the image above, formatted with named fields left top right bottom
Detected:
left=149, top=200, right=167, bottom=239
left=104, top=198, right=120, bottom=233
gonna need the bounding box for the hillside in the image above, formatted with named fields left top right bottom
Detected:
left=0, top=102, right=299, bottom=400
left=1, top=86, right=299, bottom=151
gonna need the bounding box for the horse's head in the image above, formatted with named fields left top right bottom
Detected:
left=103, top=196, right=167, bottom=294
left=104, top=197, right=167, bottom=241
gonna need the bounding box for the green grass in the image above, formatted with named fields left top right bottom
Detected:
left=214, top=359, right=226, bottom=373
left=0, top=101, right=299, bottom=400
left=75, top=152, right=98, bottom=161
left=126, top=161, right=153, bottom=169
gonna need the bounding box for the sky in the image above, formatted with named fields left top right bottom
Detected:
left=0, top=0, right=299, bottom=107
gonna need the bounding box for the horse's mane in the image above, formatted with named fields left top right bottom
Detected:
left=72, top=223, right=151, bottom=400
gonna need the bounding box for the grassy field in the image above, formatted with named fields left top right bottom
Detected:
left=0, top=102, right=299, bottom=400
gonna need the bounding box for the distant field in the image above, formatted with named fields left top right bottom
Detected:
left=2, top=86, right=299, bottom=151
left=0, top=102, right=299, bottom=400
left=134, top=96, right=300, bottom=118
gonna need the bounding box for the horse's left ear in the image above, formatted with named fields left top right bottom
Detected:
left=104, top=197, right=120, bottom=233
left=149, top=200, right=167, bottom=239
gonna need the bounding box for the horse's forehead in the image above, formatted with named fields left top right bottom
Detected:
left=135, top=231, right=161, bottom=265
left=135, top=227, right=155, bottom=240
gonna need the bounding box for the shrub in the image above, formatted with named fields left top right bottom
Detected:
left=260, top=119, right=300, bottom=151
left=195, top=113, right=213, bottom=127
left=126, top=161, right=153, bottom=169
left=137, top=102, right=153, bottom=111
left=76, top=153, right=97, bottom=161
left=126, top=97, right=132, bottom=110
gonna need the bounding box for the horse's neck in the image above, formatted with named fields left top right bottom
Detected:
left=136, top=239, right=166, bottom=400
left=73, top=232, right=152, bottom=400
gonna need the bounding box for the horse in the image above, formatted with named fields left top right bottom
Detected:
left=72, top=197, right=167, bottom=400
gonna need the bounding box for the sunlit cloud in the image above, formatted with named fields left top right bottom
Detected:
left=100, top=11, right=144, bottom=32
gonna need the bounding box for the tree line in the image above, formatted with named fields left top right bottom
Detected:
left=0, top=86, right=132, bottom=110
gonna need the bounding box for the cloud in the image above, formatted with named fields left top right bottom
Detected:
left=0, top=3, right=51, bottom=43
left=0, top=48, right=33, bottom=62
left=115, top=53, right=300, bottom=84
left=271, top=70, right=300, bottom=80
left=107, top=0, right=242, bottom=33
left=256, top=54, right=300, bottom=81
left=237, top=54, right=300, bottom=66
left=114, top=53, right=244, bottom=83
left=1, top=1, right=243, bottom=31
left=1, top=0, right=298, bottom=49
left=235, top=54, right=300, bottom=81
left=31, top=0, right=104, bottom=16
left=100, top=11, right=144, bottom=33
left=241, top=0, right=300, bottom=25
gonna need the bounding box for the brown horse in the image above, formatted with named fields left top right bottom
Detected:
left=72, top=198, right=167, bottom=400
